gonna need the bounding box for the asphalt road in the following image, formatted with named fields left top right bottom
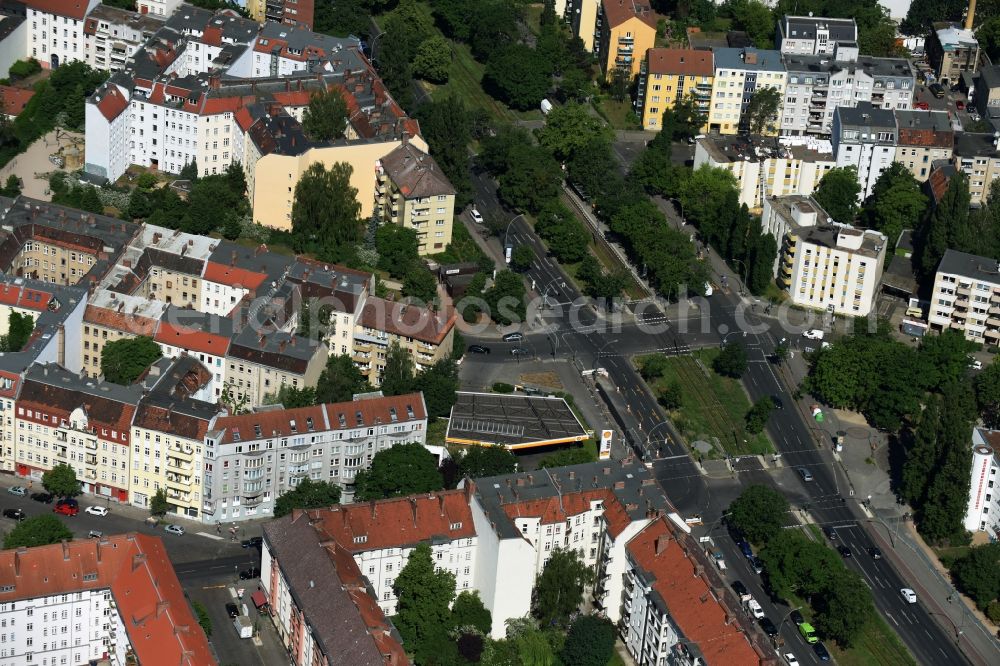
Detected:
left=462, top=157, right=972, bottom=665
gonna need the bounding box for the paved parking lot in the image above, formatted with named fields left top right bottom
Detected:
left=186, top=577, right=289, bottom=666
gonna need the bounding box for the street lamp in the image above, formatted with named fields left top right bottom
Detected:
left=730, top=258, right=750, bottom=297
left=593, top=338, right=620, bottom=372
left=368, top=30, right=387, bottom=63
left=777, top=605, right=803, bottom=634
left=503, top=213, right=527, bottom=262
left=646, top=422, right=672, bottom=459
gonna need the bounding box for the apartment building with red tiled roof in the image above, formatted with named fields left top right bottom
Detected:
left=0, top=533, right=216, bottom=666
left=354, top=298, right=456, bottom=386
left=622, top=517, right=766, bottom=666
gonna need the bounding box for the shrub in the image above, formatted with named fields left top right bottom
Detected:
left=492, top=382, right=514, bottom=393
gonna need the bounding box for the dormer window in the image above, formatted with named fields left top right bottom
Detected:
left=232, top=428, right=241, bottom=442
left=306, top=417, right=315, bottom=431
left=289, top=419, right=297, bottom=434
left=353, top=535, right=367, bottom=544
left=254, top=424, right=262, bottom=438
left=449, top=522, right=462, bottom=530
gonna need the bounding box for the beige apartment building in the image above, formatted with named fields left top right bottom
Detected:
left=353, top=298, right=456, bottom=385
left=225, top=331, right=328, bottom=407
left=953, top=133, right=1000, bottom=205
left=928, top=249, right=1000, bottom=343
left=894, top=111, right=954, bottom=182
left=376, top=142, right=456, bottom=255
left=82, top=290, right=167, bottom=377
left=11, top=237, right=99, bottom=285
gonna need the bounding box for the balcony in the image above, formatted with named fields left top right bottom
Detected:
left=243, top=495, right=264, bottom=507
left=84, top=454, right=97, bottom=466
left=170, top=445, right=194, bottom=461
left=957, top=285, right=972, bottom=297
left=166, top=475, right=190, bottom=492
left=166, top=489, right=188, bottom=502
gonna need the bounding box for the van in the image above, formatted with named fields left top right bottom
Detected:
left=905, top=306, right=923, bottom=319
left=930, top=83, right=945, bottom=98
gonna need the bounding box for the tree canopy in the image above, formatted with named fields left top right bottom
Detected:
left=483, top=44, right=551, bottom=111
left=393, top=543, right=457, bottom=664
left=291, top=162, right=362, bottom=263
left=713, top=342, right=748, bottom=378
left=727, top=484, right=789, bottom=545
left=532, top=548, right=594, bottom=627
left=149, top=488, right=170, bottom=517
left=42, top=464, right=81, bottom=498
left=950, top=542, right=1000, bottom=611
left=560, top=615, right=616, bottom=666
left=535, top=102, right=613, bottom=162
left=4, top=515, right=73, bottom=549
left=863, top=162, right=928, bottom=248
left=814, top=166, right=861, bottom=222
left=353, top=442, right=444, bottom=501
left=743, top=85, right=782, bottom=135
left=0, top=311, right=33, bottom=352
left=100, top=336, right=163, bottom=385
left=274, top=479, right=342, bottom=517
left=302, top=88, right=348, bottom=141
left=315, top=354, right=371, bottom=404
left=458, top=445, right=518, bottom=479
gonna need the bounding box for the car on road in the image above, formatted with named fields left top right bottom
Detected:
left=7, top=486, right=26, bottom=497
left=759, top=617, right=778, bottom=637
left=813, top=642, right=831, bottom=661
left=85, top=506, right=109, bottom=517
left=868, top=546, right=883, bottom=559
left=802, top=329, right=825, bottom=340
left=54, top=501, right=78, bottom=517
left=468, top=345, right=490, bottom=354
left=790, top=609, right=804, bottom=626
left=226, top=602, right=239, bottom=618
left=469, top=207, right=484, bottom=224
left=799, top=622, right=818, bottom=644
left=796, top=467, right=813, bottom=482
left=901, top=588, right=917, bottom=604
left=771, top=395, right=784, bottom=409
left=239, top=567, right=261, bottom=580
left=502, top=332, right=524, bottom=342
left=163, top=524, right=185, bottom=536
left=746, top=597, right=765, bottom=619
left=731, top=580, right=749, bottom=598
left=784, top=653, right=800, bottom=666
left=930, top=83, right=946, bottom=98
left=956, top=100, right=965, bottom=110
left=2, top=508, right=24, bottom=521
left=737, top=539, right=753, bottom=559
left=823, top=526, right=837, bottom=540
left=837, top=545, right=852, bottom=558
left=915, top=101, right=930, bottom=110
left=30, top=492, right=53, bottom=503
left=88, top=530, right=103, bottom=539
left=509, top=347, right=530, bottom=356
left=749, top=556, right=764, bottom=574
left=242, top=536, right=262, bottom=549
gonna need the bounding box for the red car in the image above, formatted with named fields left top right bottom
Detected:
left=956, top=100, right=965, bottom=110
left=54, top=500, right=78, bottom=517
left=915, top=101, right=929, bottom=110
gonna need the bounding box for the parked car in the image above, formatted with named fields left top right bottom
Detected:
left=746, top=598, right=765, bottom=619
left=737, top=539, right=753, bottom=559
left=759, top=617, right=779, bottom=637
left=509, top=347, right=530, bottom=356
left=226, top=603, right=239, bottom=618
left=750, top=556, right=764, bottom=574
left=802, top=329, right=825, bottom=340
left=868, top=547, right=883, bottom=560
left=85, top=506, right=109, bottom=517
left=239, top=567, right=261, bottom=580
left=930, top=83, right=946, bottom=98
left=7, top=486, right=26, bottom=497
left=469, top=207, right=484, bottom=224
left=837, top=545, right=852, bottom=558
left=790, top=609, right=805, bottom=626
left=969, top=358, right=983, bottom=370
left=956, top=100, right=965, bottom=110
left=813, top=642, right=831, bottom=661
left=823, top=526, right=838, bottom=540
left=784, top=653, right=801, bottom=666
left=502, top=332, right=524, bottom=342
left=163, top=524, right=185, bottom=536
left=732, top=580, right=749, bottom=598
left=799, top=622, right=818, bottom=644
left=241, top=537, right=262, bottom=549
left=30, top=492, right=53, bottom=503
left=901, top=588, right=917, bottom=604
left=54, top=501, right=78, bottom=517
left=468, top=345, right=491, bottom=354
left=3, top=508, right=25, bottom=521
left=797, top=467, right=814, bottom=482
left=771, top=395, right=784, bottom=409
left=915, top=101, right=930, bottom=110
left=88, top=530, right=104, bottom=539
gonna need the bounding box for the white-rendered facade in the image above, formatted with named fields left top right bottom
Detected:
left=964, top=429, right=1000, bottom=538
left=27, top=0, right=100, bottom=69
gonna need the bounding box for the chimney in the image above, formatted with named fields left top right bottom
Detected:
left=156, top=600, right=170, bottom=618
left=438, top=494, right=445, bottom=516
left=966, top=0, right=977, bottom=30
left=409, top=497, right=418, bottom=527
left=132, top=553, right=147, bottom=572
left=370, top=500, right=377, bottom=519
left=568, top=471, right=575, bottom=480
left=655, top=535, right=669, bottom=555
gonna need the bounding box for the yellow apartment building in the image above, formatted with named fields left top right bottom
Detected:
left=708, top=48, right=786, bottom=136
left=637, top=48, right=713, bottom=130
left=596, top=0, right=659, bottom=83
left=353, top=298, right=456, bottom=386
left=375, top=142, right=456, bottom=255
left=82, top=290, right=167, bottom=377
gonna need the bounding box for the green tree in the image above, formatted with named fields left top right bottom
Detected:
left=532, top=548, right=594, bottom=626
left=413, top=36, right=452, bottom=83
left=659, top=381, right=683, bottom=410
left=538, top=446, right=596, bottom=468
left=459, top=445, right=518, bottom=478
left=314, top=0, right=370, bottom=38
left=302, top=88, right=349, bottom=141
left=315, top=354, right=371, bottom=404
left=640, top=354, right=670, bottom=380
left=266, top=385, right=317, bottom=409
left=863, top=162, right=928, bottom=247
left=727, top=484, right=789, bottom=545
left=496, top=142, right=563, bottom=214
left=381, top=341, right=415, bottom=396
left=412, top=357, right=459, bottom=418
left=713, top=342, right=748, bottom=378
left=535, top=102, right=613, bottom=162
left=919, top=329, right=979, bottom=390
left=353, top=442, right=444, bottom=500
left=0, top=174, right=22, bottom=197
left=918, top=172, right=970, bottom=278
left=535, top=201, right=590, bottom=264
left=393, top=543, right=457, bottom=662
left=510, top=244, right=535, bottom=272
left=274, top=478, right=342, bottom=517
left=149, top=488, right=170, bottom=517
left=662, top=95, right=707, bottom=142
left=901, top=398, right=941, bottom=506
left=414, top=97, right=474, bottom=207
left=291, top=162, right=362, bottom=262
left=560, top=615, right=615, bottom=666
left=179, top=160, right=199, bottom=181
left=814, top=166, right=861, bottom=222
left=191, top=601, right=212, bottom=638
left=483, top=44, right=551, bottom=111
left=814, top=570, right=875, bottom=647
left=978, top=17, right=1000, bottom=61
left=100, top=336, right=162, bottom=384
left=724, top=0, right=776, bottom=48
left=950, top=542, right=1000, bottom=610
left=742, top=85, right=782, bottom=135
left=4, top=515, right=73, bottom=549
left=484, top=270, right=527, bottom=325
left=41, top=464, right=80, bottom=498
left=902, top=0, right=965, bottom=34
left=451, top=590, right=493, bottom=634
left=745, top=396, right=775, bottom=434
left=758, top=529, right=842, bottom=601
left=403, top=264, right=438, bottom=302
left=568, top=139, right=620, bottom=201
left=976, top=360, right=1000, bottom=427
left=0, top=311, right=33, bottom=352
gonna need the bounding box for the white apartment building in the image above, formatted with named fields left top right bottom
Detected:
left=953, top=132, right=1000, bottom=206
left=832, top=102, right=897, bottom=199
left=25, top=0, right=100, bottom=68
left=83, top=4, right=164, bottom=72
left=137, top=0, right=183, bottom=18
left=202, top=393, right=427, bottom=523
left=928, top=249, right=1000, bottom=343
left=781, top=53, right=914, bottom=136
left=707, top=48, right=786, bottom=135
left=776, top=15, right=857, bottom=56
left=694, top=134, right=834, bottom=209
left=964, top=428, right=1000, bottom=538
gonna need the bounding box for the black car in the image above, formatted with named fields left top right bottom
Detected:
left=750, top=556, right=765, bottom=574
left=225, top=603, right=239, bottom=618
left=813, top=642, right=831, bottom=661
left=239, top=567, right=261, bottom=580
left=790, top=609, right=805, bottom=626
left=731, top=580, right=749, bottom=597
left=823, top=526, right=837, bottom=540
left=868, top=547, right=883, bottom=560
left=759, top=617, right=779, bottom=638
left=30, top=492, right=53, bottom=504
left=771, top=395, right=784, bottom=409
left=838, top=545, right=852, bottom=558
left=468, top=345, right=491, bottom=354
left=929, top=83, right=946, bottom=98
left=241, top=536, right=262, bottom=549
left=2, top=508, right=24, bottom=521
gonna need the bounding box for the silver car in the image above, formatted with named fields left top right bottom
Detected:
left=163, top=524, right=185, bottom=536
left=797, top=467, right=814, bottom=482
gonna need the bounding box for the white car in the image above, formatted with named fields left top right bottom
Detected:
left=164, top=524, right=185, bottom=536
left=802, top=329, right=825, bottom=340
left=6, top=486, right=26, bottom=496
left=901, top=588, right=917, bottom=604
left=784, top=653, right=800, bottom=666
left=970, top=359, right=983, bottom=370
left=469, top=207, right=484, bottom=224
left=747, top=598, right=765, bottom=619
left=85, top=506, right=109, bottom=517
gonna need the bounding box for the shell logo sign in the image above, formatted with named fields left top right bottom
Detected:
left=599, top=430, right=613, bottom=460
